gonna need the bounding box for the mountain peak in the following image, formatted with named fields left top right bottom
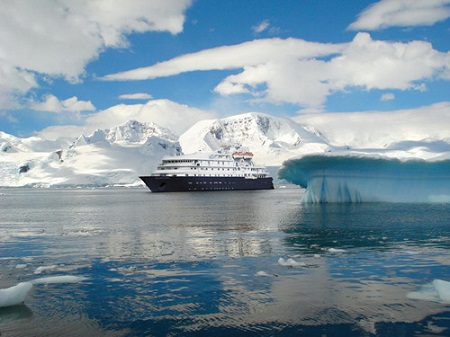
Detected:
left=179, top=112, right=329, bottom=165
left=71, top=120, right=178, bottom=147
left=105, top=120, right=177, bottom=144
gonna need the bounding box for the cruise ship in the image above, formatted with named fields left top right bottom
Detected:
left=140, top=149, right=274, bottom=192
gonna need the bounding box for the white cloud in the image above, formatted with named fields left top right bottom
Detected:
left=214, top=59, right=332, bottom=109
left=102, top=38, right=344, bottom=81
left=37, top=99, right=216, bottom=139
left=0, top=0, right=193, bottom=109
left=31, top=95, right=96, bottom=113
left=349, top=0, right=450, bottom=30
left=119, top=93, right=153, bottom=100
left=381, top=93, right=395, bottom=101
left=328, top=33, right=446, bottom=91
left=0, top=63, right=38, bottom=109
left=103, top=33, right=450, bottom=111
left=252, top=20, right=270, bottom=33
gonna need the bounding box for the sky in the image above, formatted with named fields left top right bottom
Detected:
left=0, top=0, right=449, bottom=141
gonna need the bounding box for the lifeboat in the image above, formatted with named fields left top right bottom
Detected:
left=243, top=152, right=254, bottom=159
left=232, top=152, right=244, bottom=159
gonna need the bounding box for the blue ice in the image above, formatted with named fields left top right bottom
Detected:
left=279, top=155, right=450, bottom=203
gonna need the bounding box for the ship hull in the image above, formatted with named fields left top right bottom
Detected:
left=140, top=176, right=274, bottom=192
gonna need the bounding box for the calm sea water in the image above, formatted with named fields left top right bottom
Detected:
left=0, top=187, right=449, bottom=337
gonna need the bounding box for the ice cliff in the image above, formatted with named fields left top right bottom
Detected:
left=279, top=151, right=450, bottom=203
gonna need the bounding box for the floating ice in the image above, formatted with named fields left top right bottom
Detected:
left=0, top=282, right=33, bottom=308
left=34, top=265, right=58, bottom=274
left=278, top=257, right=306, bottom=267
left=32, top=275, right=88, bottom=284
left=407, top=279, right=450, bottom=303
left=255, top=271, right=271, bottom=277
left=0, top=275, right=87, bottom=308
left=279, top=154, right=450, bottom=203
left=327, top=248, right=346, bottom=253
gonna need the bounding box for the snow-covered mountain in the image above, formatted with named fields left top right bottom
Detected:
left=74, top=120, right=177, bottom=146
left=0, top=131, right=65, bottom=153
left=0, top=120, right=180, bottom=187
left=1, top=113, right=332, bottom=187
left=2, top=114, right=450, bottom=188
left=179, top=112, right=331, bottom=166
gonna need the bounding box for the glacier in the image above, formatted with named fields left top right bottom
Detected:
left=279, top=154, right=450, bottom=203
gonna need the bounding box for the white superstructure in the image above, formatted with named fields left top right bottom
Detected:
left=151, top=149, right=270, bottom=179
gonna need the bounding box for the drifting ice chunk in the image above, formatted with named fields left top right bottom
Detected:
left=327, top=248, right=346, bottom=253
left=0, top=275, right=87, bottom=308
left=0, top=282, right=33, bottom=308
left=278, top=257, right=306, bottom=267
left=255, top=271, right=271, bottom=277
left=34, top=265, right=58, bottom=274
left=279, top=154, right=450, bottom=203
left=32, top=275, right=88, bottom=284
left=433, top=279, right=450, bottom=302
left=407, top=279, right=450, bottom=303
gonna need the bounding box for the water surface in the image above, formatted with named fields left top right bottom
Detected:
left=0, top=187, right=449, bottom=336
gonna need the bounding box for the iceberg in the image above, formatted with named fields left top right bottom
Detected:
left=278, top=257, right=306, bottom=267
left=279, top=154, right=450, bottom=203
left=0, top=275, right=87, bottom=308
left=32, top=275, right=88, bottom=284
left=0, top=282, right=33, bottom=308
left=407, top=279, right=450, bottom=303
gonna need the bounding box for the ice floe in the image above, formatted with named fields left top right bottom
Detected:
left=278, top=257, right=306, bottom=267
left=255, top=271, right=279, bottom=277
left=0, top=282, right=33, bottom=308
left=32, top=275, right=88, bottom=284
left=407, top=279, right=450, bottom=303
left=327, top=248, right=346, bottom=253
left=0, top=275, right=87, bottom=308
left=34, top=265, right=58, bottom=274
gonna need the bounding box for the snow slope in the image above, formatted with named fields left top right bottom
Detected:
left=0, top=120, right=181, bottom=187
left=179, top=112, right=330, bottom=166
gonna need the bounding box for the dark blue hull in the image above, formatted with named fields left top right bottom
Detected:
left=140, top=176, right=274, bottom=192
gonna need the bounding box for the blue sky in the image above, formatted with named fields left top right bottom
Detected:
left=0, top=0, right=449, bottom=139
